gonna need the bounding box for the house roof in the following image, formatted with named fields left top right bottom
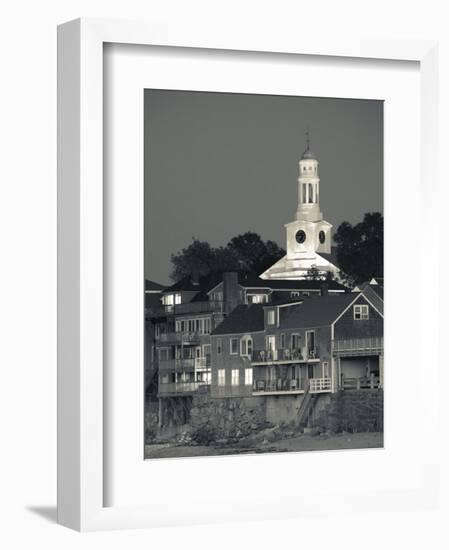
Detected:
left=279, top=293, right=358, bottom=329
left=162, top=272, right=224, bottom=294
left=211, top=304, right=265, bottom=336
left=145, top=279, right=166, bottom=292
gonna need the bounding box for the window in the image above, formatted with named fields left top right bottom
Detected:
left=291, top=334, right=300, bottom=349
left=245, top=368, right=253, bottom=386
left=217, top=338, right=222, bottom=354
left=174, top=293, right=181, bottom=305
left=267, top=310, right=276, bottom=325
left=230, top=338, right=239, bottom=355
left=290, top=291, right=300, bottom=298
left=280, top=333, right=285, bottom=349
left=354, top=304, right=369, bottom=320
left=218, top=369, right=225, bottom=386
left=322, top=361, right=330, bottom=378
left=247, top=293, right=267, bottom=304
left=231, top=369, right=239, bottom=386
left=159, top=348, right=169, bottom=361
left=241, top=336, right=253, bottom=357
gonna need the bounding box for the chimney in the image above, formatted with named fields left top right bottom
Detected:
left=223, top=272, right=240, bottom=314
left=320, top=281, right=329, bottom=296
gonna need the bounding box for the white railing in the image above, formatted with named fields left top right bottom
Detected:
left=333, top=337, right=383, bottom=354
left=309, top=377, right=332, bottom=393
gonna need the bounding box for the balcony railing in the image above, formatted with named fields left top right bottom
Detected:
left=158, top=358, right=196, bottom=371
left=196, top=356, right=211, bottom=369
left=163, top=301, right=224, bottom=315
left=252, top=378, right=308, bottom=394
left=251, top=348, right=319, bottom=364
left=158, top=381, right=210, bottom=396
left=341, top=376, right=381, bottom=390
left=333, top=337, right=383, bottom=355
left=158, top=331, right=202, bottom=344
left=309, top=377, right=332, bottom=393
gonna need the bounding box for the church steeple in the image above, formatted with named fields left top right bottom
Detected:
left=296, top=130, right=322, bottom=222
left=260, top=130, right=338, bottom=280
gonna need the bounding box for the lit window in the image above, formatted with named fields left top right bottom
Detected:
left=354, top=304, right=369, bottom=320
left=248, top=294, right=267, bottom=304
left=231, top=369, right=239, bottom=386
left=218, top=369, right=225, bottom=386
left=245, top=368, right=253, bottom=386
left=290, top=291, right=300, bottom=298
left=230, top=338, right=239, bottom=354
left=217, top=338, right=222, bottom=354
left=267, top=310, right=275, bottom=325
left=174, top=293, right=181, bottom=304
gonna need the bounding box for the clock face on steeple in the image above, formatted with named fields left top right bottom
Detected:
left=295, top=230, right=306, bottom=244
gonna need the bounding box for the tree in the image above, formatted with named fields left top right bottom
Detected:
left=227, top=232, right=285, bottom=275
left=170, top=232, right=285, bottom=281
left=170, top=239, right=240, bottom=281
left=333, top=212, right=383, bottom=286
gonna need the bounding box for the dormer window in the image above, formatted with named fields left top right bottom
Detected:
left=354, top=304, right=369, bottom=320
left=267, top=310, right=275, bottom=325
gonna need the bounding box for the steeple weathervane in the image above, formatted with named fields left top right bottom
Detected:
left=305, top=126, right=310, bottom=151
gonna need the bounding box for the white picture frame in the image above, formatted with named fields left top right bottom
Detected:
left=57, top=17, right=441, bottom=531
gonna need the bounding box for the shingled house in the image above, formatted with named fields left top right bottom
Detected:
left=209, top=287, right=383, bottom=400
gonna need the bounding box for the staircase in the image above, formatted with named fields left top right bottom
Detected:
left=297, top=381, right=316, bottom=430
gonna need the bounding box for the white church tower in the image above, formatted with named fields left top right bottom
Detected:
left=260, top=131, right=339, bottom=280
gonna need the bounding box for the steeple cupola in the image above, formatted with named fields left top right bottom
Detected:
left=296, top=129, right=322, bottom=223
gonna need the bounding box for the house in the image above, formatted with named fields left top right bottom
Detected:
left=210, top=287, right=383, bottom=399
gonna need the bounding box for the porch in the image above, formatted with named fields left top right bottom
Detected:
left=341, top=376, right=381, bottom=390
left=251, top=348, right=320, bottom=365
left=252, top=377, right=331, bottom=395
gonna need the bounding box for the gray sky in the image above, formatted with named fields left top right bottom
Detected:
left=144, top=90, right=383, bottom=285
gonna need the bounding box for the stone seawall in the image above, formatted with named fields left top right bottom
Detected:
left=190, top=396, right=269, bottom=443
left=145, top=390, right=383, bottom=444
left=315, top=390, right=383, bottom=433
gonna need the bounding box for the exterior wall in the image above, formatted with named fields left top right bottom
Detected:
left=210, top=331, right=265, bottom=397
left=334, top=295, right=383, bottom=340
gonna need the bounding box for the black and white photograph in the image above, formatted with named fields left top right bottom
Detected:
left=144, top=90, right=384, bottom=459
